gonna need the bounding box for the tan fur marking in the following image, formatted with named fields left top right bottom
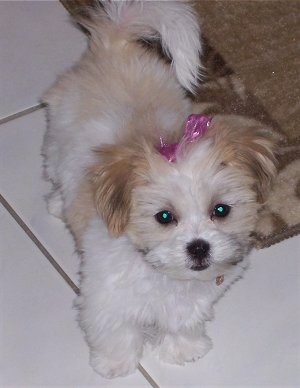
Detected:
left=90, top=143, right=150, bottom=235
left=205, top=117, right=278, bottom=203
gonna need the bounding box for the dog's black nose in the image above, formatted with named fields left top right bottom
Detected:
left=186, top=239, right=210, bottom=271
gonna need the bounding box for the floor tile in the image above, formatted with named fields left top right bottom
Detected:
left=0, top=205, right=151, bottom=386
left=140, top=236, right=300, bottom=387
left=0, top=0, right=86, bottom=120
left=0, top=109, right=78, bottom=283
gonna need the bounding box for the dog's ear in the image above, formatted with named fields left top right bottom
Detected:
left=208, top=116, right=279, bottom=203
left=89, top=143, right=149, bottom=236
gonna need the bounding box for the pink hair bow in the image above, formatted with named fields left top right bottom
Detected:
left=158, top=114, right=212, bottom=162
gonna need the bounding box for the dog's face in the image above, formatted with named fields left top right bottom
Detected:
left=127, top=149, right=258, bottom=280
left=90, top=116, right=277, bottom=281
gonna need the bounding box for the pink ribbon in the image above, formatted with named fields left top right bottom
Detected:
left=158, top=114, right=212, bottom=162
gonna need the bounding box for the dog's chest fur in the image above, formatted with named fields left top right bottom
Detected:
left=81, top=217, right=242, bottom=334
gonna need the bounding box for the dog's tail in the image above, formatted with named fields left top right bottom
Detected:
left=77, top=0, right=202, bottom=93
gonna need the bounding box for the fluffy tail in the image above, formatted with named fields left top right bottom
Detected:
left=79, top=0, right=202, bottom=93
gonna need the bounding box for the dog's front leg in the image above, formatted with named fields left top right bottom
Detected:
left=85, top=323, right=144, bottom=379
left=157, top=325, right=212, bottom=365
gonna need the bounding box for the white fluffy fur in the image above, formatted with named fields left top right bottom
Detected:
left=42, top=0, right=277, bottom=379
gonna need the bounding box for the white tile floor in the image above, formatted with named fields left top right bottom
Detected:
left=0, top=2, right=299, bottom=387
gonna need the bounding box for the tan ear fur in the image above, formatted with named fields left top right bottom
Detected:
left=89, top=143, right=149, bottom=236
left=207, top=117, right=279, bottom=203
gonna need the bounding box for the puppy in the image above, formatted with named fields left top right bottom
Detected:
left=42, top=0, right=277, bottom=379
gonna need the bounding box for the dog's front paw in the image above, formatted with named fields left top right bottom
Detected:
left=158, top=333, right=212, bottom=365
left=90, top=351, right=139, bottom=379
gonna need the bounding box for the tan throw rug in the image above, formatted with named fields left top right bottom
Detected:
left=60, top=0, right=300, bottom=248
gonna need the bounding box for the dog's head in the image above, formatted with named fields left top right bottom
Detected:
left=90, top=115, right=278, bottom=280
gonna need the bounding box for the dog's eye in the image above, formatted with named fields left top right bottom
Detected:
left=212, top=204, right=231, bottom=219
left=155, top=210, right=175, bottom=225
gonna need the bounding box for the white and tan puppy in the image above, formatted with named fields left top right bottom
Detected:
left=42, top=0, right=277, bottom=379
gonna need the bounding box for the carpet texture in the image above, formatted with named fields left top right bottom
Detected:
left=59, top=0, right=300, bottom=248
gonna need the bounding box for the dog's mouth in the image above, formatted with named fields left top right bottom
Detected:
left=190, top=262, right=210, bottom=271
left=138, top=247, right=150, bottom=256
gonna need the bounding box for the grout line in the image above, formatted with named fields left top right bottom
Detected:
left=138, top=364, right=160, bottom=388
left=0, top=193, right=79, bottom=295
left=0, top=193, right=160, bottom=387
left=0, top=103, right=46, bottom=125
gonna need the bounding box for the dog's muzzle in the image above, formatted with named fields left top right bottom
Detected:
left=186, top=239, right=210, bottom=271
